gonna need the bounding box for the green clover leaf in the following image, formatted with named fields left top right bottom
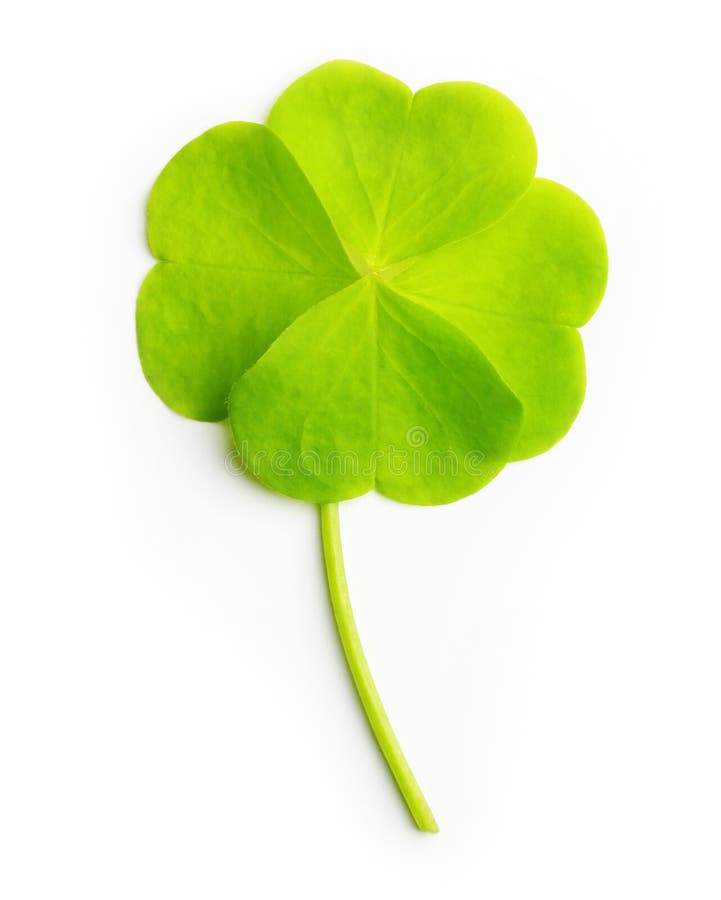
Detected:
left=137, top=60, right=607, bottom=831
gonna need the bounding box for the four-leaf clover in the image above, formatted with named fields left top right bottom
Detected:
left=137, top=60, right=607, bottom=830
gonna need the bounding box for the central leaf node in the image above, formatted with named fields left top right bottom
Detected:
left=342, top=241, right=416, bottom=283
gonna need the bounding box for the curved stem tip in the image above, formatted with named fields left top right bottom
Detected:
left=319, top=502, right=438, bottom=833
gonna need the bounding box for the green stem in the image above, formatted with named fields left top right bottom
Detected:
left=320, top=502, right=439, bottom=833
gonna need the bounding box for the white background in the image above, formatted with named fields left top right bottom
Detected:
left=2, top=1, right=720, bottom=897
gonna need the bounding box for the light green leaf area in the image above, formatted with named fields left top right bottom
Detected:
left=146, top=121, right=355, bottom=278
left=392, top=178, right=607, bottom=328
left=137, top=61, right=607, bottom=504
left=268, top=60, right=537, bottom=266
left=137, top=263, right=352, bottom=421
left=138, top=122, right=356, bottom=420
left=229, top=279, right=521, bottom=504
left=391, top=178, right=608, bottom=458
